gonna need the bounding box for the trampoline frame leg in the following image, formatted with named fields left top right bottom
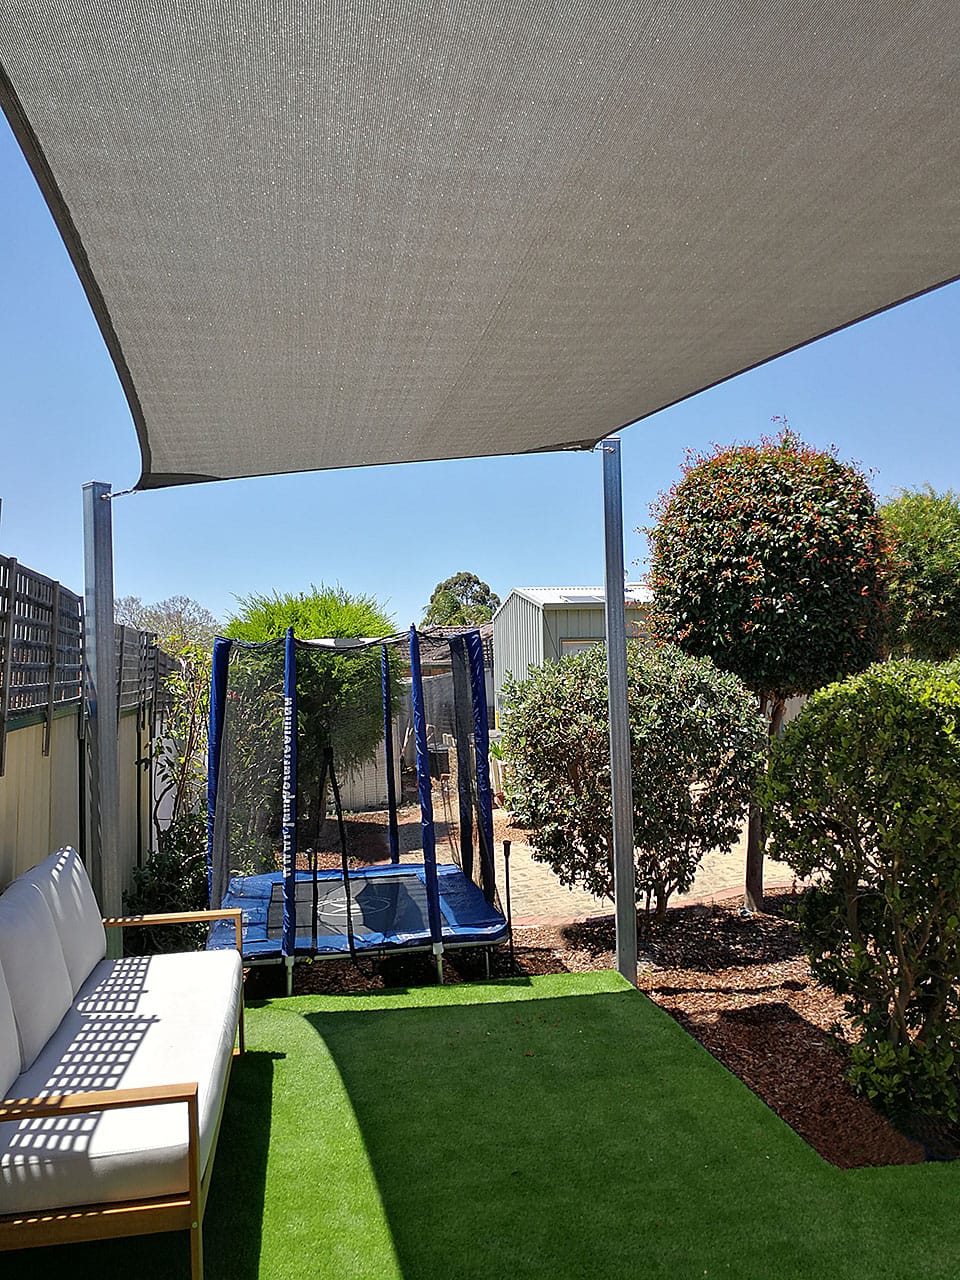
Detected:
left=434, top=941, right=444, bottom=985
left=284, top=955, right=294, bottom=997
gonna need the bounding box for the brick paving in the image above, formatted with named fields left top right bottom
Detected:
left=494, top=819, right=798, bottom=927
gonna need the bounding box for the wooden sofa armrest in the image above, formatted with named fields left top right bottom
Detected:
left=0, top=1082, right=205, bottom=1263
left=103, top=908, right=243, bottom=953
left=0, top=1080, right=198, bottom=1122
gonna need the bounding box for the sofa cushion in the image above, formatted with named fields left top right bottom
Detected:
left=0, top=962, right=20, bottom=1100
left=23, top=848, right=106, bottom=995
left=0, top=948, right=242, bottom=1215
left=0, top=880, right=73, bottom=1072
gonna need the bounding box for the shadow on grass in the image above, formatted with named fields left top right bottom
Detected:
left=2, top=1050, right=277, bottom=1280
left=203, top=1050, right=280, bottom=1276
left=301, top=978, right=960, bottom=1279
left=302, top=985, right=825, bottom=1278
left=679, top=999, right=929, bottom=1169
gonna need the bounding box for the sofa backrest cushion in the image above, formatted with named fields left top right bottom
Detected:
left=0, top=959, right=20, bottom=1097
left=0, top=878, right=73, bottom=1072
left=24, top=847, right=106, bottom=994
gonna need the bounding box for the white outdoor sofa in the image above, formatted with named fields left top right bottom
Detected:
left=0, top=846, right=244, bottom=1279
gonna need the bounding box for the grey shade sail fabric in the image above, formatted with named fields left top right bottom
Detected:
left=1, top=2, right=958, bottom=489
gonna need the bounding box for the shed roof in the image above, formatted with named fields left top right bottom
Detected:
left=500, top=584, right=652, bottom=612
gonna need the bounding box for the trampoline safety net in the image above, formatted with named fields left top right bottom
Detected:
left=207, top=626, right=506, bottom=961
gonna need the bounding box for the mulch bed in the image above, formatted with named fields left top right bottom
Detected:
left=540, top=894, right=926, bottom=1170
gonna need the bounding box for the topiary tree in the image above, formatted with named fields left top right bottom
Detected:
left=765, top=660, right=960, bottom=1126
left=423, top=572, right=501, bottom=625
left=880, top=486, right=960, bottom=661
left=500, top=643, right=765, bottom=921
left=224, top=586, right=395, bottom=848
left=647, top=425, right=886, bottom=910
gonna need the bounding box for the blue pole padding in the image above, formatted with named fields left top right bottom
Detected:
left=206, top=637, right=231, bottom=905
left=410, top=626, right=443, bottom=946
left=382, top=644, right=400, bottom=862
left=467, top=629, right=496, bottom=900
left=281, top=627, right=298, bottom=959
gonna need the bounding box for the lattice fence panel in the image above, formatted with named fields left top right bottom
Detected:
left=0, top=554, right=176, bottom=775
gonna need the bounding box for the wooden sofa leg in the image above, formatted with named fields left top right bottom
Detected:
left=190, top=1221, right=204, bottom=1280
left=187, top=1088, right=204, bottom=1279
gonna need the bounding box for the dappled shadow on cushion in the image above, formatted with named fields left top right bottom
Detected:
left=0, top=1050, right=278, bottom=1280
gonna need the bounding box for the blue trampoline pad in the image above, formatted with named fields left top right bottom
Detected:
left=209, top=864, right=508, bottom=959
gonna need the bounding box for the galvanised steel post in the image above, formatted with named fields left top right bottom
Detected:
left=601, top=438, right=638, bottom=985
left=83, top=481, right=122, bottom=954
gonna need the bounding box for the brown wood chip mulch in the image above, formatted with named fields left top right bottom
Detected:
left=272, top=886, right=927, bottom=1171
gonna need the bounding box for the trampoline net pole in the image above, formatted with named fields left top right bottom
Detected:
left=281, top=627, right=298, bottom=961
left=467, top=630, right=497, bottom=904
left=207, top=637, right=231, bottom=909
left=211, top=635, right=286, bottom=956
left=381, top=644, right=401, bottom=863
left=449, top=635, right=475, bottom=878
left=328, top=752, right=358, bottom=961
left=410, top=626, right=444, bottom=952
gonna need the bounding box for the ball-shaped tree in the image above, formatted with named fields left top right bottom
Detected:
left=765, top=660, right=960, bottom=1124
left=647, top=426, right=886, bottom=909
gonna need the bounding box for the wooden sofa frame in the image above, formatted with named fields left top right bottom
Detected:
left=0, top=907, right=244, bottom=1280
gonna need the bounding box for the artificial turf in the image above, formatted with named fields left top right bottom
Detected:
left=8, top=970, right=960, bottom=1278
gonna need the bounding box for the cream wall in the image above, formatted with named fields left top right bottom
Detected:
left=0, top=708, right=150, bottom=892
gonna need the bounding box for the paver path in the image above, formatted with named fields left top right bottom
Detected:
left=494, top=818, right=797, bottom=926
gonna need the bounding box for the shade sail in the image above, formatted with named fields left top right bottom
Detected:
left=2, top=2, right=958, bottom=488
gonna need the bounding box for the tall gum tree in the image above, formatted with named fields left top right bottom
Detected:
left=422, top=572, right=501, bottom=626
left=646, top=426, right=887, bottom=910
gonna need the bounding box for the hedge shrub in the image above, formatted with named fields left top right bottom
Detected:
left=501, top=643, right=764, bottom=920
left=765, top=659, right=960, bottom=1121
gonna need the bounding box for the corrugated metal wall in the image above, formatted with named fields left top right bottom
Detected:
left=0, top=714, right=79, bottom=885
left=542, top=605, right=607, bottom=661
left=495, top=597, right=651, bottom=718
left=338, top=722, right=402, bottom=812
left=543, top=603, right=649, bottom=661
left=493, top=592, right=545, bottom=724
left=0, top=552, right=176, bottom=891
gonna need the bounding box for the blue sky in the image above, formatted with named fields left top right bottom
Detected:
left=2, top=111, right=958, bottom=632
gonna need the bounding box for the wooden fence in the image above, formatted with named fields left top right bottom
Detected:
left=0, top=555, right=177, bottom=887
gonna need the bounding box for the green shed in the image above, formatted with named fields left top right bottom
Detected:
left=492, top=584, right=650, bottom=726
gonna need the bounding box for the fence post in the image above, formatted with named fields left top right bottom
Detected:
left=42, top=581, right=61, bottom=756
left=83, top=481, right=122, bottom=945
left=0, top=559, right=17, bottom=777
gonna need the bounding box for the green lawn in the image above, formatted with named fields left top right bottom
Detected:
left=10, top=971, right=960, bottom=1278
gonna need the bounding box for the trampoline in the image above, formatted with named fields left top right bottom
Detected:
left=209, top=864, right=509, bottom=958
left=206, top=625, right=510, bottom=984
